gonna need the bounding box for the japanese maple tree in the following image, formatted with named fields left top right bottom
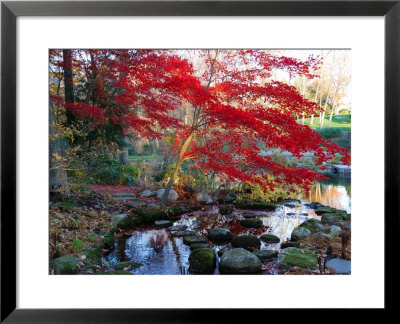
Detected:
left=157, top=50, right=350, bottom=204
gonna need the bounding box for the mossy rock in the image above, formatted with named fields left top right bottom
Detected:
left=278, top=247, right=318, bottom=269
left=94, top=270, right=133, bottom=275
left=53, top=256, right=81, bottom=275
left=103, top=233, right=115, bottom=248
left=116, top=214, right=143, bottom=229
left=163, top=207, right=186, bottom=217
left=131, top=208, right=167, bottom=223
left=208, top=228, right=233, bottom=244
left=115, top=261, right=142, bottom=270
left=83, top=246, right=103, bottom=262
left=280, top=241, right=300, bottom=249
left=314, top=206, right=337, bottom=215
left=252, top=250, right=278, bottom=261
left=231, top=233, right=261, bottom=250
left=189, top=248, right=216, bottom=274
left=260, top=233, right=280, bottom=243
left=219, top=205, right=234, bottom=215
left=240, top=218, right=263, bottom=228
left=291, top=227, right=312, bottom=241
left=299, top=218, right=324, bottom=232
left=233, top=200, right=277, bottom=211
left=183, top=235, right=207, bottom=245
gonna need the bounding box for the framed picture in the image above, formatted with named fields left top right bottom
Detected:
left=1, top=0, right=397, bottom=321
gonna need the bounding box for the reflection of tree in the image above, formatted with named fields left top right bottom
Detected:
left=309, top=182, right=350, bottom=211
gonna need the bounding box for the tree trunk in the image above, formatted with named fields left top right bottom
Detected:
left=119, top=135, right=129, bottom=165
left=49, top=101, right=69, bottom=200
left=310, top=114, right=314, bottom=126
left=161, top=134, right=193, bottom=205
left=63, top=49, right=75, bottom=125
left=328, top=103, right=336, bottom=127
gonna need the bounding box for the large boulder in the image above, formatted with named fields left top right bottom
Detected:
left=278, top=247, right=318, bottom=269
left=260, top=233, right=280, bottom=243
left=240, top=218, right=263, bottom=228
left=53, top=256, right=81, bottom=275
left=322, top=225, right=342, bottom=237
left=291, top=227, right=312, bottom=241
left=189, top=248, right=216, bottom=274
left=299, top=218, right=324, bottom=232
left=208, top=228, right=233, bottom=244
left=219, top=248, right=262, bottom=274
left=197, top=192, right=213, bottom=204
left=231, top=233, right=261, bottom=250
left=156, top=189, right=179, bottom=202
left=183, top=235, right=207, bottom=245
left=314, top=206, right=338, bottom=215
left=252, top=250, right=278, bottom=261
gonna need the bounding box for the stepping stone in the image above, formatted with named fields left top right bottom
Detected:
left=154, top=220, right=173, bottom=228
left=183, top=235, right=207, bottom=245
left=260, top=233, right=280, bottom=243
left=252, top=250, right=278, bottom=261
left=326, top=258, right=351, bottom=274
left=168, top=225, right=188, bottom=232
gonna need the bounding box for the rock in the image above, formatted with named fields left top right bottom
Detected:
left=299, top=218, right=324, bottom=232
left=111, top=214, right=127, bottom=227
left=315, top=206, right=338, bottom=215
left=148, top=202, right=162, bottom=208
left=240, top=218, right=263, bottom=228
left=284, top=203, right=297, bottom=208
left=156, top=189, right=179, bottom=202
left=116, top=261, right=142, bottom=270
left=260, top=233, right=280, bottom=243
left=280, top=241, right=300, bottom=249
left=326, top=258, right=351, bottom=274
left=197, top=192, right=213, bottom=204
left=103, top=233, right=115, bottom=248
left=53, top=256, right=81, bottom=274
left=94, top=204, right=100, bottom=209
left=305, top=202, right=323, bottom=209
left=287, top=212, right=296, bottom=216
left=231, top=233, right=261, bottom=250
left=171, top=230, right=196, bottom=237
left=252, top=250, right=278, bottom=261
left=183, top=235, right=207, bottom=245
left=219, top=205, right=234, bottom=215
left=154, top=220, right=173, bottom=228
left=233, top=200, right=276, bottom=211
left=224, top=192, right=237, bottom=203
left=322, top=225, right=342, bottom=237
left=219, top=248, right=262, bottom=274
left=278, top=247, right=318, bottom=269
left=168, top=225, right=188, bottom=232
left=291, top=227, right=312, bottom=241
left=140, top=189, right=156, bottom=197
left=242, top=212, right=257, bottom=218
left=189, top=248, right=216, bottom=274
left=208, top=228, right=233, bottom=244
left=217, top=248, right=229, bottom=257
left=190, top=243, right=210, bottom=250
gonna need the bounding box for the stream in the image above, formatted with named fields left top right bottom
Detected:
left=105, top=178, right=351, bottom=275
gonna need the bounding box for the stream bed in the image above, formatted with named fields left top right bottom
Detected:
left=105, top=180, right=351, bottom=275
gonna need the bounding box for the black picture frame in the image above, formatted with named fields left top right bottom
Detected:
left=1, top=0, right=398, bottom=321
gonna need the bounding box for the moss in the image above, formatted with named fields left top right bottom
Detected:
left=81, top=264, right=97, bottom=270
left=279, top=248, right=318, bottom=269
left=188, top=248, right=216, bottom=274
left=280, top=241, right=300, bottom=249
left=260, top=234, right=280, bottom=243
left=53, top=256, right=81, bottom=275
left=115, top=261, right=142, bottom=270
left=301, top=225, right=317, bottom=233
left=103, top=233, right=115, bottom=248
left=232, top=234, right=261, bottom=250
left=299, top=219, right=324, bottom=232
left=84, top=246, right=103, bottom=262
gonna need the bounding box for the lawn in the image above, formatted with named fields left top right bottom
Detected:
left=303, top=114, right=351, bottom=130
left=128, top=154, right=163, bottom=162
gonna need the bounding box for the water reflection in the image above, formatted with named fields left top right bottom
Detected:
left=308, top=180, right=351, bottom=213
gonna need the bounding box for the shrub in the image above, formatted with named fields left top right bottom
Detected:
left=316, top=128, right=344, bottom=139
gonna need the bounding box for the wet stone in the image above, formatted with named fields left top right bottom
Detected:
left=183, top=235, right=207, bottom=245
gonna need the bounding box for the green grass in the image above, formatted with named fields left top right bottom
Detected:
left=302, top=114, right=351, bottom=130
left=128, top=154, right=163, bottom=162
